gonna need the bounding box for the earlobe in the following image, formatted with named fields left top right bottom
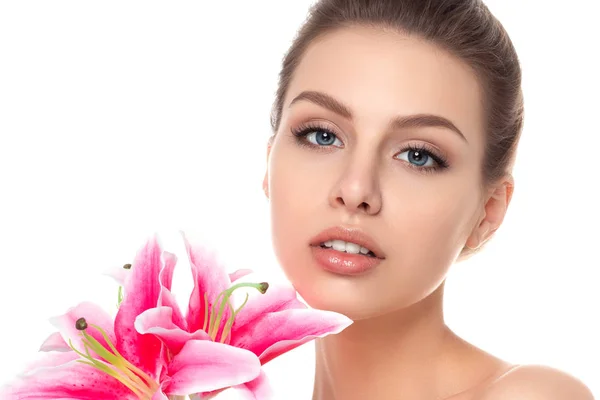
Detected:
left=465, top=219, right=490, bottom=250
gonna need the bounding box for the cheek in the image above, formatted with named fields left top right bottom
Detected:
left=389, top=157, right=482, bottom=247
left=394, top=185, right=474, bottom=253
left=267, top=145, right=316, bottom=280
left=377, top=181, right=479, bottom=300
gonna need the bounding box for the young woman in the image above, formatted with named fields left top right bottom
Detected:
left=261, top=0, right=594, bottom=399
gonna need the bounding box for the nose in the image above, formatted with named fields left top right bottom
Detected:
left=328, top=160, right=382, bottom=216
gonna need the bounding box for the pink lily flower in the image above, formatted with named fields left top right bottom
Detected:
left=0, top=235, right=262, bottom=399
left=134, top=232, right=353, bottom=399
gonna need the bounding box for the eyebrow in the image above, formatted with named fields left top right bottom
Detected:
left=289, top=90, right=468, bottom=142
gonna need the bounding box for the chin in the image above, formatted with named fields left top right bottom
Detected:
left=284, top=269, right=395, bottom=321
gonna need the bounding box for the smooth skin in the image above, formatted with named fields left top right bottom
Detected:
left=262, top=26, right=594, bottom=400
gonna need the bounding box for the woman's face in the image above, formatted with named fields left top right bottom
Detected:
left=264, top=27, right=489, bottom=320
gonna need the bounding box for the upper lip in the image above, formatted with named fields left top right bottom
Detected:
left=309, top=225, right=386, bottom=259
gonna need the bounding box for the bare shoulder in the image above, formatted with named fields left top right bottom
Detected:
left=479, top=364, right=595, bottom=400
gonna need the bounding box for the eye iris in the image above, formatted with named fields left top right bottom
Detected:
left=408, top=150, right=428, bottom=166
left=315, top=131, right=335, bottom=145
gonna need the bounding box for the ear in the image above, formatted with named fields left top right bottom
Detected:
left=262, top=136, right=274, bottom=199
left=465, top=174, right=514, bottom=250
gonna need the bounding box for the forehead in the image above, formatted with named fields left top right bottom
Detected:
left=284, top=26, right=485, bottom=143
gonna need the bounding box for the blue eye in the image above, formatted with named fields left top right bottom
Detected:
left=291, top=124, right=344, bottom=148
left=395, top=144, right=450, bottom=172
left=396, top=149, right=435, bottom=167
left=305, top=130, right=343, bottom=147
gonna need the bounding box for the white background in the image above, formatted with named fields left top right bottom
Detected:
left=0, top=1, right=598, bottom=398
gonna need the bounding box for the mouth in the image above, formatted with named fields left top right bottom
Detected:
left=317, top=240, right=378, bottom=258
left=309, top=226, right=386, bottom=260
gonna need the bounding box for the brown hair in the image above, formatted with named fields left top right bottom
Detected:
left=270, top=0, right=524, bottom=188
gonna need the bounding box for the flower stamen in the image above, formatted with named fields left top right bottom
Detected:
left=69, top=317, right=159, bottom=400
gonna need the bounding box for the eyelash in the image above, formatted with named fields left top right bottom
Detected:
left=290, top=122, right=450, bottom=174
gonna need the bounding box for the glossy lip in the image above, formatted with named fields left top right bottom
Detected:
left=309, top=226, right=386, bottom=259
left=310, top=246, right=382, bottom=276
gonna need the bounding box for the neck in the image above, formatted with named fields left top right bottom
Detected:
left=312, top=281, right=477, bottom=400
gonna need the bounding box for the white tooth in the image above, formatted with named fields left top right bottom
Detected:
left=359, top=246, right=370, bottom=255
left=345, top=242, right=361, bottom=254
left=332, top=240, right=346, bottom=251
left=324, top=240, right=333, bottom=247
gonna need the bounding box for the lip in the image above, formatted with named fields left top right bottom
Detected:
left=309, top=226, right=386, bottom=259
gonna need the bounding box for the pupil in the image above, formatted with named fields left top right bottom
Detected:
left=316, top=131, right=335, bottom=145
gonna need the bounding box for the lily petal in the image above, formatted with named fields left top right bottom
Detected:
left=158, top=251, right=186, bottom=330
left=114, top=234, right=165, bottom=378
left=233, top=285, right=305, bottom=318
left=181, top=231, right=232, bottom=334
left=231, top=285, right=353, bottom=364
left=48, top=301, right=116, bottom=358
left=21, top=351, right=79, bottom=375
left=229, top=269, right=253, bottom=282
left=229, top=284, right=305, bottom=336
left=232, top=370, right=273, bottom=400
left=252, top=310, right=353, bottom=365
left=159, top=288, right=187, bottom=330
left=103, top=265, right=131, bottom=286
left=163, top=340, right=261, bottom=395
left=243, top=308, right=352, bottom=365
left=39, top=332, right=70, bottom=352
left=135, top=306, right=210, bottom=355
left=159, top=251, right=177, bottom=292
left=0, top=359, right=138, bottom=400
left=152, top=390, right=169, bottom=400
left=197, top=370, right=273, bottom=400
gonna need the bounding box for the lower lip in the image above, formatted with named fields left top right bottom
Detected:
left=310, top=245, right=383, bottom=276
